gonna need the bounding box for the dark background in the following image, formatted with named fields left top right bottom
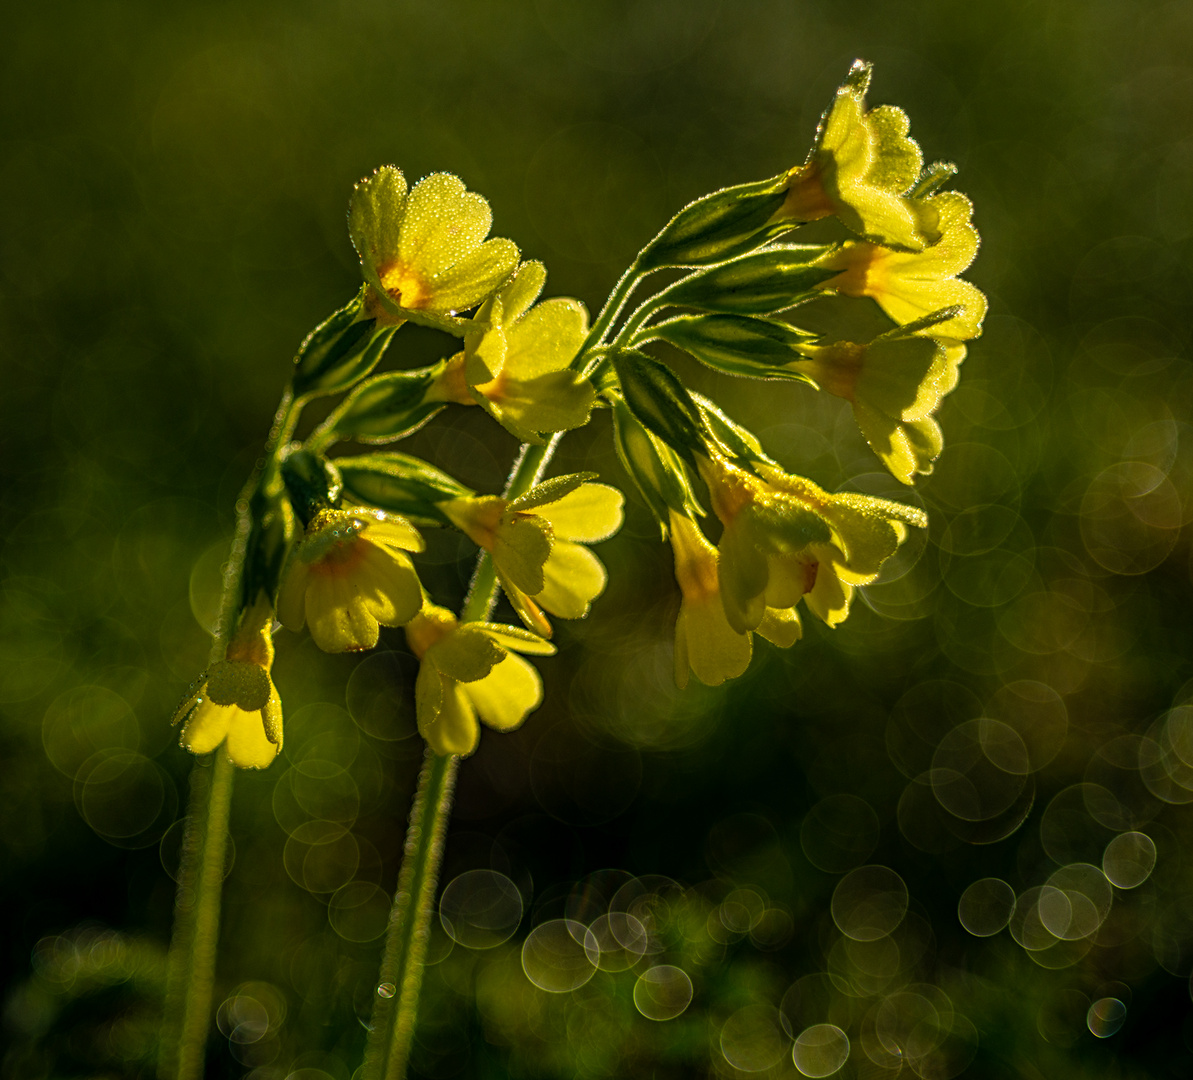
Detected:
left=4, top=1, right=1193, bottom=1077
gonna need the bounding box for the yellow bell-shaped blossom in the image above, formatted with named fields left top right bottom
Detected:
left=697, top=453, right=926, bottom=634
left=406, top=603, right=556, bottom=756
left=789, top=336, right=964, bottom=485
left=428, top=262, right=596, bottom=443
left=816, top=192, right=986, bottom=343
left=277, top=507, right=424, bottom=653
left=349, top=167, right=520, bottom=329
left=669, top=511, right=800, bottom=689
left=441, top=478, right=624, bottom=637
left=173, top=596, right=283, bottom=769
left=778, top=60, right=939, bottom=252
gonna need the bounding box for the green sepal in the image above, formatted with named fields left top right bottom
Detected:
left=292, top=290, right=399, bottom=399
left=610, top=349, right=709, bottom=457
left=508, top=472, right=598, bottom=512
left=241, top=490, right=295, bottom=614
left=691, top=392, right=777, bottom=469
left=655, top=246, right=838, bottom=315
left=635, top=175, right=792, bottom=272
left=609, top=394, right=703, bottom=531
left=909, top=161, right=958, bottom=199
left=281, top=448, right=343, bottom=527
left=644, top=314, right=817, bottom=382
left=874, top=305, right=964, bottom=340
left=313, top=366, right=441, bottom=447
left=336, top=452, right=473, bottom=526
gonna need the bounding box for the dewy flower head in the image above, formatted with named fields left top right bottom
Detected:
left=789, top=335, right=964, bottom=485
left=277, top=507, right=424, bottom=653
left=697, top=452, right=926, bottom=633
left=406, top=603, right=556, bottom=756
left=440, top=476, right=624, bottom=638
left=778, top=60, right=940, bottom=252
left=669, top=510, right=800, bottom=689
left=429, top=262, right=597, bottom=444
left=173, top=596, right=283, bottom=769
left=817, top=191, right=986, bottom=343
left=348, top=166, right=520, bottom=330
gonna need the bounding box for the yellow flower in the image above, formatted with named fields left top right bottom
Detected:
left=669, top=511, right=800, bottom=689
left=816, top=191, right=986, bottom=343
left=348, top=167, right=520, bottom=330
left=789, top=336, right=964, bottom=485
left=778, top=60, right=939, bottom=251
left=697, top=453, right=926, bottom=634
left=441, top=477, right=624, bottom=637
left=276, top=507, right=424, bottom=653
left=406, top=603, right=556, bottom=756
left=173, top=596, right=283, bottom=769
left=428, top=262, right=597, bottom=443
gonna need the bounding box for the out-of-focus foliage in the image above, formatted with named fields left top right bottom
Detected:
left=3, top=1, right=1193, bottom=1078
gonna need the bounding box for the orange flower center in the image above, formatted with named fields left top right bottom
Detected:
left=778, top=163, right=835, bottom=223
left=308, top=533, right=369, bottom=577
left=378, top=260, right=431, bottom=310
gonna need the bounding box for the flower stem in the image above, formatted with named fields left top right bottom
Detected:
left=158, top=388, right=300, bottom=1080
left=361, top=430, right=564, bottom=1080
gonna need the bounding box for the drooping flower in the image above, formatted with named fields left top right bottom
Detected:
left=788, top=335, right=964, bottom=484
left=669, top=510, right=800, bottom=689
left=173, top=596, right=283, bottom=769
left=406, top=603, right=556, bottom=756
left=440, top=477, right=624, bottom=637
left=816, top=191, right=986, bottom=342
left=276, top=507, right=424, bottom=653
left=697, top=452, right=926, bottom=633
left=348, top=167, right=520, bottom=330
left=777, top=60, right=940, bottom=252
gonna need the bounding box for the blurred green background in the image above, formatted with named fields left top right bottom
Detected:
left=4, top=1, right=1193, bottom=1077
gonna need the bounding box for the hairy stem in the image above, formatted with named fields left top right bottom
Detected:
left=362, top=430, right=565, bottom=1080
left=158, top=389, right=300, bottom=1080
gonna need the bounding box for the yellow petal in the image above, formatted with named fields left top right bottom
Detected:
left=676, top=593, right=751, bottom=688
left=717, top=516, right=769, bottom=634
left=535, top=483, right=625, bottom=542
left=804, top=562, right=853, bottom=626
left=224, top=706, right=282, bottom=769
left=464, top=653, right=543, bottom=732
left=398, top=174, right=491, bottom=279
left=500, top=261, right=547, bottom=324
left=496, top=568, right=554, bottom=638
left=359, top=512, right=425, bottom=553
left=504, top=298, right=588, bottom=378
left=482, top=370, right=596, bottom=439
left=425, top=627, right=504, bottom=683
left=758, top=606, right=802, bottom=648
left=419, top=670, right=480, bottom=756
left=180, top=700, right=235, bottom=755
left=429, top=239, right=521, bottom=314
left=535, top=540, right=606, bottom=619
left=355, top=542, right=423, bottom=627
left=305, top=572, right=378, bottom=652
left=493, top=514, right=553, bottom=595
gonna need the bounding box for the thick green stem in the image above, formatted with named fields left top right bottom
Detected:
left=362, top=430, right=565, bottom=1080
left=158, top=389, right=300, bottom=1080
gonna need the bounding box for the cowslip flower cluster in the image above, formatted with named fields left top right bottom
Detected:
left=175, top=56, right=979, bottom=764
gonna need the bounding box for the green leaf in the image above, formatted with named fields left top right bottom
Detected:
left=646, top=314, right=817, bottom=382
left=656, top=246, right=838, bottom=315
left=610, top=349, right=708, bottom=456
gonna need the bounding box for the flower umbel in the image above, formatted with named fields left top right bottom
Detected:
left=173, top=596, right=283, bottom=769
left=778, top=60, right=939, bottom=252
left=441, top=476, right=624, bottom=637
left=277, top=507, right=424, bottom=653
left=406, top=603, right=556, bottom=756
left=348, top=167, right=520, bottom=331
left=670, top=510, right=800, bottom=689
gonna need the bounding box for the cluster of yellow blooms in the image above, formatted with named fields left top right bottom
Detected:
left=174, top=60, right=983, bottom=768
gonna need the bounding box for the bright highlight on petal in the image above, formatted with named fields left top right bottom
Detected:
left=277, top=507, right=424, bottom=653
